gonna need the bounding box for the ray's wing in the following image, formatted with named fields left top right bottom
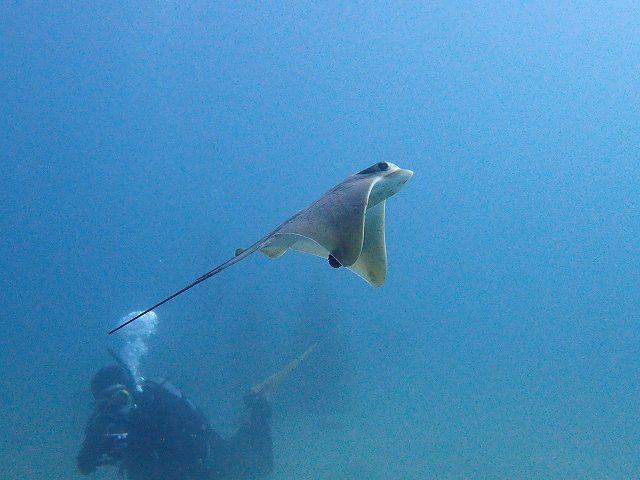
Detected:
left=347, top=200, right=387, bottom=287
left=259, top=175, right=380, bottom=267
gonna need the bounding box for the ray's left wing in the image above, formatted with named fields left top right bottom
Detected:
left=259, top=175, right=380, bottom=267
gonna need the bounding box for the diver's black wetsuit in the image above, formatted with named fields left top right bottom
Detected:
left=77, top=379, right=272, bottom=480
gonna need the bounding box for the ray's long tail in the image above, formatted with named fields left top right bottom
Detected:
left=108, top=240, right=265, bottom=334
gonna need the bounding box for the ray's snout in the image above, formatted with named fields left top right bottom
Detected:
left=399, top=168, right=413, bottom=182
left=391, top=167, right=413, bottom=188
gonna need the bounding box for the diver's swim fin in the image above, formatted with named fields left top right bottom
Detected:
left=251, top=343, right=317, bottom=400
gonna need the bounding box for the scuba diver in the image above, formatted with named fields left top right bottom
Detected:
left=77, top=345, right=316, bottom=480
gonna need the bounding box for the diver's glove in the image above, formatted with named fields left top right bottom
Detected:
left=78, top=450, right=99, bottom=476
left=77, top=431, right=126, bottom=474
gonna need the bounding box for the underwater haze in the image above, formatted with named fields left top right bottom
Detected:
left=1, top=1, right=639, bottom=479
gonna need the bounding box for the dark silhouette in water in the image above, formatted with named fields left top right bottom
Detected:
left=286, top=293, right=352, bottom=414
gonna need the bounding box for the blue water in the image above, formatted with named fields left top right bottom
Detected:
left=2, top=2, right=639, bottom=478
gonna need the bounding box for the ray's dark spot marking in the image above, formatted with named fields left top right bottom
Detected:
left=328, top=254, right=342, bottom=268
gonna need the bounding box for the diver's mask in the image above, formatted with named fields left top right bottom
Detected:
left=94, top=383, right=134, bottom=415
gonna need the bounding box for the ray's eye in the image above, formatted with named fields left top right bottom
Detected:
left=377, top=162, right=389, bottom=171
